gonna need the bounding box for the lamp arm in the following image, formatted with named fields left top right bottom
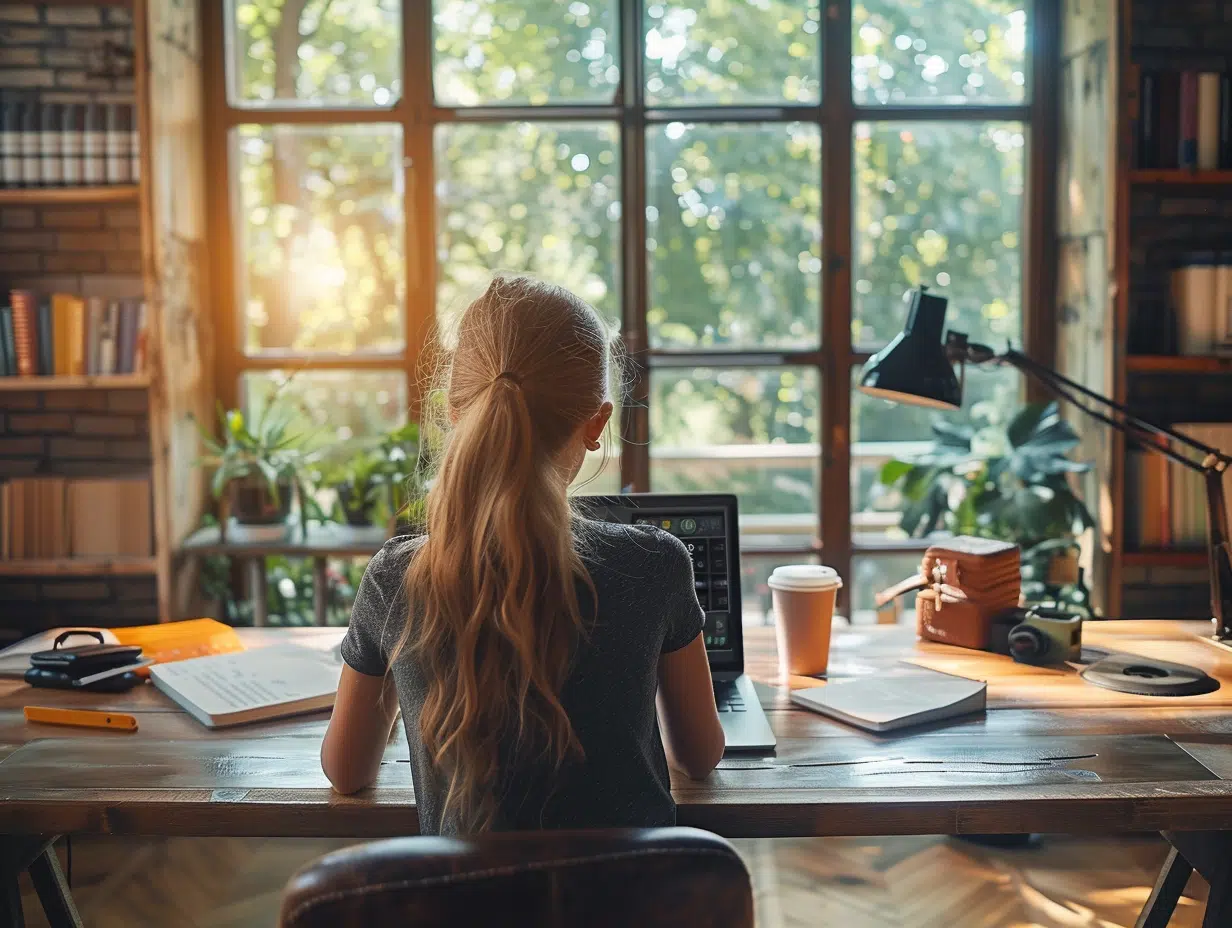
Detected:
left=951, top=338, right=1232, bottom=640
left=995, top=347, right=1231, bottom=468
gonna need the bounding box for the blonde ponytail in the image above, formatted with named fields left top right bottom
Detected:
left=393, top=275, right=612, bottom=831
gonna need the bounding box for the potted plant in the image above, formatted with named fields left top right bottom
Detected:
left=879, top=401, right=1097, bottom=614
left=310, top=422, right=423, bottom=530
left=196, top=398, right=308, bottom=533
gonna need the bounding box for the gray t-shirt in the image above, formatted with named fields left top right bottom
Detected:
left=340, top=518, right=706, bottom=835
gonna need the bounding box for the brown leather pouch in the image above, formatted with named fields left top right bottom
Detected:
left=876, top=536, right=1022, bottom=651
left=919, top=537, right=1021, bottom=649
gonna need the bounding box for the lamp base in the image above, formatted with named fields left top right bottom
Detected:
left=1205, top=634, right=1232, bottom=654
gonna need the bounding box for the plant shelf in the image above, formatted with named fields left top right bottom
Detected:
left=0, top=374, right=149, bottom=392
left=0, top=186, right=139, bottom=206
left=0, top=558, right=157, bottom=577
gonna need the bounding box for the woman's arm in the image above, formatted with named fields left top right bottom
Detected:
left=321, top=665, right=401, bottom=795
left=657, top=633, right=725, bottom=779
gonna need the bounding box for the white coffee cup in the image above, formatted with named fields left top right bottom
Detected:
left=768, top=565, right=843, bottom=677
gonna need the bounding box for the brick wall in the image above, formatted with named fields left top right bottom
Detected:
left=0, top=202, right=142, bottom=277
left=0, top=6, right=151, bottom=635
left=0, top=3, right=134, bottom=103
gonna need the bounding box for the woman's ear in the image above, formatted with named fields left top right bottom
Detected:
left=584, top=402, right=614, bottom=445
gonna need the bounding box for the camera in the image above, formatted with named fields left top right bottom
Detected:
left=1002, top=607, right=1083, bottom=665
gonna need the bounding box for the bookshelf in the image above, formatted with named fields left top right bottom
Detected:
left=0, top=0, right=212, bottom=626
left=1129, top=170, right=1232, bottom=185
left=0, top=186, right=140, bottom=206
left=1100, top=0, right=1232, bottom=616
left=0, top=558, right=157, bottom=577
left=1125, top=356, right=1232, bottom=373
left=1122, top=550, right=1207, bottom=569
left=0, top=374, right=149, bottom=391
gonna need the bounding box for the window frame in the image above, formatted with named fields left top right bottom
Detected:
left=202, top=0, right=1058, bottom=604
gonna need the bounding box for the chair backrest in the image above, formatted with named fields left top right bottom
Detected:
left=280, top=827, right=754, bottom=928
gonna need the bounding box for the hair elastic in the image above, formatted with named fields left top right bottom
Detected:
left=493, top=371, right=523, bottom=387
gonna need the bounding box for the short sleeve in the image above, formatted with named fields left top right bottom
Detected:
left=340, top=547, right=398, bottom=677
left=658, top=532, right=706, bottom=653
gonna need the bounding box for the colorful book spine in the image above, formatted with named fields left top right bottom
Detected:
left=1179, top=71, right=1199, bottom=170
left=35, top=299, right=53, bottom=376
left=117, top=300, right=135, bottom=374
left=1222, top=74, right=1232, bottom=170
left=9, top=290, right=37, bottom=377
left=132, top=301, right=148, bottom=373
left=99, top=301, right=119, bottom=375
left=85, top=297, right=104, bottom=375
left=1198, top=73, right=1221, bottom=171
left=67, top=296, right=85, bottom=375
left=0, top=305, right=15, bottom=377
left=1138, top=70, right=1157, bottom=169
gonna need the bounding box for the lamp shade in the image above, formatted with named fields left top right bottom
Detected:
left=857, top=288, right=962, bottom=410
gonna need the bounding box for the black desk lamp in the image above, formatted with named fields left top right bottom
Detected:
left=858, top=287, right=1232, bottom=644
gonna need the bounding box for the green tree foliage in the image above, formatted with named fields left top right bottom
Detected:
left=228, top=0, right=1028, bottom=525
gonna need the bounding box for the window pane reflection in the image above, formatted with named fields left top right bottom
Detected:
left=645, top=0, right=821, bottom=105
left=234, top=124, right=405, bottom=355
left=433, top=0, right=620, bottom=105
left=852, top=0, right=1027, bottom=105
left=853, top=121, right=1024, bottom=349
left=435, top=122, right=621, bottom=334
left=647, top=123, right=821, bottom=349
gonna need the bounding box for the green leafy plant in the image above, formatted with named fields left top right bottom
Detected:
left=196, top=395, right=310, bottom=504
left=880, top=401, right=1097, bottom=613
left=310, top=422, right=424, bottom=528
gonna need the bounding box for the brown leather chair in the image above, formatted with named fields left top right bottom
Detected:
left=279, top=827, right=754, bottom=928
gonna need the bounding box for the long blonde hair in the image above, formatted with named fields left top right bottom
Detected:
left=394, top=275, right=613, bottom=831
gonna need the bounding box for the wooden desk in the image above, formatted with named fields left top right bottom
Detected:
left=2, top=622, right=1232, bottom=841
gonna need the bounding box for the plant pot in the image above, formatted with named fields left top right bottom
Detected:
left=1046, top=547, right=1081, bottom=585
left=336, top=481, right=377, bottom=527
left=230, top=476, right=293, bottom=526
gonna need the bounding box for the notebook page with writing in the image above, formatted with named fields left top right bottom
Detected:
left=150, top=645, right=341, bottom=728
left=790, top=665, right=986, bottom=733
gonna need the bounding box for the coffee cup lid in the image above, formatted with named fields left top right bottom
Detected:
left=767, top=564, right=842, bottom=592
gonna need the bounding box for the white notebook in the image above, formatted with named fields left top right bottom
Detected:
left=789, top=665, right=987, bottom=733
left=150, top=645, right=341, bottom=729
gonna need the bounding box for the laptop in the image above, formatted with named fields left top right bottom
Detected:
left=577, top=493, right=777, bottom=753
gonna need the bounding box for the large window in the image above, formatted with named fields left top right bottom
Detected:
left=206, top=0, right=1046, bottom=621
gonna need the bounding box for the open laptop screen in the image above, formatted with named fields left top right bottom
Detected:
left=575, top=494, right=743, bottom=672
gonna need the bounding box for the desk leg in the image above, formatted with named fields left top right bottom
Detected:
left=1136, top=846, right=1193, bottom=928
left=313, top=557, right=328, bottom=627
left=0, top=836, right=81, bottom=928
left=27, top=848, right=82, bottom=928
left=248, top=558, right=268, bottom=627
left=1162, top=831, right=1232, bottom=928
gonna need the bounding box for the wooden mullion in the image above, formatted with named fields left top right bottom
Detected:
left=820, top=0, right=854, bottom=607
left=216, top=103, right=411, bottom=127
left=403, top=0, right=436, bottom=420
left=201, top=0, right=239, bottom=414
left=620, top=0, right=649, bottom=493
left=1024, top=0, right=1060, bottom=397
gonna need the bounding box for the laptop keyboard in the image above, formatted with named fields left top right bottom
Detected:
left=714, top=681, right=746, bottom=713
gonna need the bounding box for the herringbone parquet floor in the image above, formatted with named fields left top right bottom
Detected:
left=17, top=834, right=1209, bottom=927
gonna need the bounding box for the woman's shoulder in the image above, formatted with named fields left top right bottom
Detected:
left=576, top=517, right=692, bottom=573
left=361, top=534, right=425, bottom=602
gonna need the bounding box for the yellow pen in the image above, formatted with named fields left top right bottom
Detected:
left=23, top=706, right=139, bottom=732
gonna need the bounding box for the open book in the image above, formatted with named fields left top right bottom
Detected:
left=789, top=665, right=987, bottom=733
left=150, top=645, right=343, bottom=729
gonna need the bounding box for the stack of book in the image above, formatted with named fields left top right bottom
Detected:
left=1173, top=259, right=1232, bottom=356
left=1127, top=424, right=1232, bottom=548
left=0, top=477, right=152, bottom=560
left=0, top=291, right=147, bottom=378
left=1135, top=69, right=1232, bottom=170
